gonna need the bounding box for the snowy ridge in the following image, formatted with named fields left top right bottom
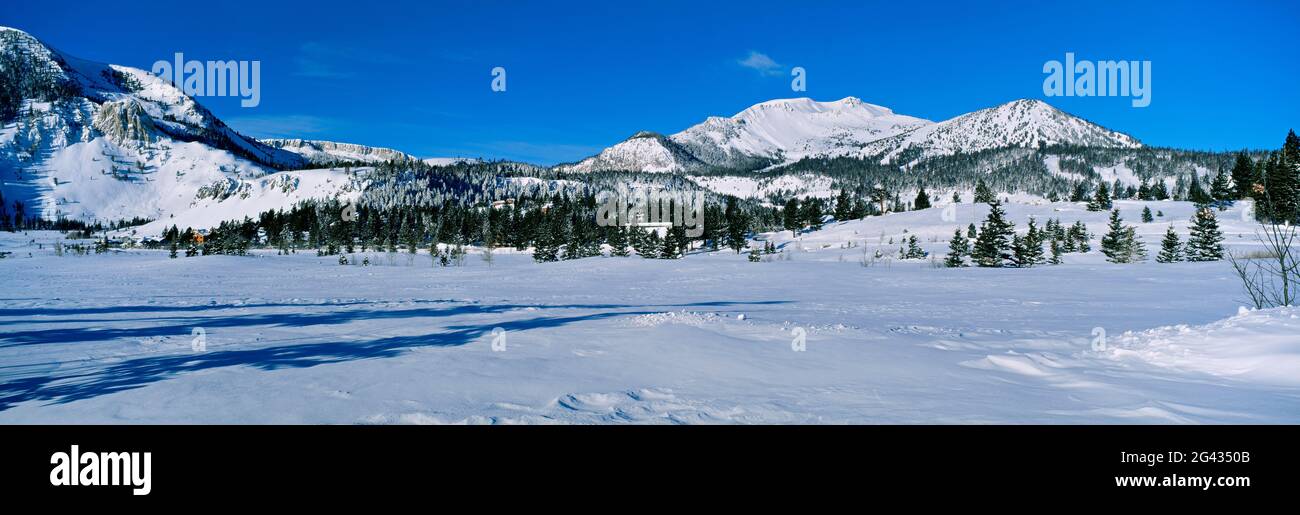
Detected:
left=559, top=97, right=932, bottom=173
left=260, top=139, right=417, bottom=165
left=0, top=26, right=320, bottom=223
left=864, top=99, right=1142, bottom=164
left=559, top=131, right=709, bottom=173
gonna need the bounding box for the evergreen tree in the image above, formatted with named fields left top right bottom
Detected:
left=1230, top=152, right=1256, bottom=200
left=1021, top=217, right=1046, bottom=266
left=833, top=189, right=852, bottom=221
left=1069, top=221, right=1092, bottom=253
left=1141, top=206, right=1154, bottom=223
left=903, top=234, right=926, bottom=259
left=803, top=199, right=825, bottom=231
left=971, top=200, right=1015, bottom=267
left=944, top=227, right=970, bottom=267
left=1151, top=181, right=1170, bottom=200
left=1210, top=167, right=1234, bottom=203
left=1086, top=182, right=1112, bottom=211
left=1185, top=208, right=1225, bottom=261
left=661, top=227, right=684, bottom=259
left=1157, top=225, right=1183, bottom=263
left=726, top=209, right=748, bottom=254
left=1049, top=238, right=1063, bottom=265
left=782, top=198, right=802, bottom=236
left=974, top=180, right=996, bottom=204
left=168, top=240, right=178, bottom=259
left=1100, top=209, right=1143, bottom=263
left=914, top=186, right=932, bottom=210
left=607, top=227, right=630, bottom=257
left=1187, top=174, right=1212, bottom=206
left=967, top=223, right=977, bottom=239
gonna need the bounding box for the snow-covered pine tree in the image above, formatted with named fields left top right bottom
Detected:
left=904, top=234, right=926, bottom=259
left=971, top=200, right=1014, bottom=267
left=1022, top=217, right=1046, bottom=265
left=1141, top=206, right=1154, bottom=223
left=607, top=227, right=629, bottom=257
left=1157, top=225, right=1183, bottom=263
left=1100, top=209, right=1126, bottom=262
left=944, top=227, right=969, bottom=268
left=1186, top=208, right=1225, bottom=261
left=974, top=180, right=996, bottom=204
left=1087, top=182, right=1112, bottom=211
left=1069, top=221, right=1091, bottom=253
left=1049, top=238, right=1063, bottom=265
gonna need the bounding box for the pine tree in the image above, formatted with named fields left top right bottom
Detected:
left=903, top=234, right=926, bottom=259
left=833, top=189, right=852, bottom=221
left=967, top=223, right=977, bottom=239
left=1157, top=225, right=1183, bottom=263
left=168, top=240, right=178, bottom=259
left=1100, top=209, right=1143, bottom=263
left=607, top=227, right=629, bottom=257
left=1185, top=208, right=1225, bottom=261
left=1049, top=238, right=1063, bottom=265
left=782, top=198, right=802, bottom=236
left=1210, top=167, right=1234, bottom=203
left=661, top=227, right=684, bottom=259
left=974, top=180, right=996, bottom=204
left=914, top=186, right=932, bottom=210
left=1231, top=152, right=1256, bottom=200
left=1187, top=174, right=1212, bottom=206
left=944, top=227, right=969, bottom=267
left=971, top=200, right=1014, bottom=267
left=1021, top=217, right=1046, bottom=266
left=1086, top=182, right=1112, bottom=211
left=1141, top=206, right=1154, bottom=223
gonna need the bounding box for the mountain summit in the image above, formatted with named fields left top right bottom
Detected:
left=559, top=97, right=932, bottom=173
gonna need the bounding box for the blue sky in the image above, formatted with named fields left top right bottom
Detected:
left=4, top=0, right=1297, bottom=164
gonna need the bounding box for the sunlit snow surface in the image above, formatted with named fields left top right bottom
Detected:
left=1, top=201, right=1297, bottom=424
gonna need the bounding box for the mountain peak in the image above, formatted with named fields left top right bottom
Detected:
left=864, top=99, right=1142, bottom=163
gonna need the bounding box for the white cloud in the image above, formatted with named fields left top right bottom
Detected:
left=738, top=50, right=784, bottom=76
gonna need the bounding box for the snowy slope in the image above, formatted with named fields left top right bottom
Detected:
left=559, top=131, right=709, bottom=173
left=864, top=99, right=1142, bottom=164
left=0, top=26, right=323, bottom=223
left=671, top=97, right=931, bottom=167
left=131, top=166, right=368, bottom=236
left=2, top=209, right=1296, bottom=423
left=560, top=97, right=932, bottom=173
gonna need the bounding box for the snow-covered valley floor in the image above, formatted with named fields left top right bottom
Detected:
left=2, top=202, right=1298, bottom=424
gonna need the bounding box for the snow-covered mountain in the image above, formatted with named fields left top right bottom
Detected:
left=559, top=97, right=932, bottom=173
left=863, top=99, right=1142, bottom=164
left=0, top=26, right=316, bottom=222
left=559, top=131, right=710, bottom=173
left=672, top=97, right=931, bottom=167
